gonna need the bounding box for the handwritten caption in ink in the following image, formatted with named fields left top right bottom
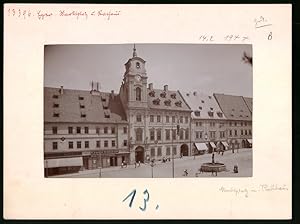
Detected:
left=219, top=184, right=288, bottom=198
left=7, top=7, right=121, bottom=21
left=199, top=16, right=273, bottom=42
left=122, top=189, right=159, bottom=212
left=199, top=34, right=250, bottom=43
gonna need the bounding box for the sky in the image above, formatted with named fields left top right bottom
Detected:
left=44, top=44, right=252, bottom=97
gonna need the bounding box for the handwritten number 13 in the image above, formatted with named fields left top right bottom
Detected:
left=139, top=189, right=149, bottom=211
left=123, top=189, right=149, bottom=211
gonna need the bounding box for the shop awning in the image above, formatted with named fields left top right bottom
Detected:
left=247, top=139, right=252, bottom=144
left=221, top=141, right=229, bottom=147
left=210, top=142, right=217, bottom=148
left=195, top=143, right=208, bottom=151
left=45, top=157, right=83, bottom=168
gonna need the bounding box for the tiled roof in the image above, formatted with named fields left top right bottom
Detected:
left=44, top=87, right=127, bottom=123
left=214, top=94, right=252, bottom=121
left=147, top=89, right=191, bottom=111
left=181, top=91, right=226, bottom=120
left=243, top=97, right=253, bottom=113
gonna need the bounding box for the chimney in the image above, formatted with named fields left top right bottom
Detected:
left=96, top=82, right=99, bottom=91
left=111, top=90, right=115, bottom=100
left=164, top=85, right=168, bottom=91
left=60, top=86, right=64, bottom=95
left=193, top=91, right=197, bottom=96
left=148, top=83, right=153, bottom=90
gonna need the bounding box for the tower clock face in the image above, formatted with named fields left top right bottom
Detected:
left=135, top=75, right=141, bottom=82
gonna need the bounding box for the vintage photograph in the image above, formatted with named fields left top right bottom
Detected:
left=44, top=44, right=253, bottom=178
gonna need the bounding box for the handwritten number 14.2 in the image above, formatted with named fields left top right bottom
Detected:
left=123, top=189, right=156, bottom=211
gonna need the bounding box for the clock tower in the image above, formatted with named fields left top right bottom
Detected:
left=122, top=44, right=148, bottom=109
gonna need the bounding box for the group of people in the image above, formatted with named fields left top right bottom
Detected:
left=162, top=157, right=171, bottom=163
left=121, top=160, right=141, bottom=168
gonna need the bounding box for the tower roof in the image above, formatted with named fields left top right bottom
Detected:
left=133, top=44, right=137, bottom=57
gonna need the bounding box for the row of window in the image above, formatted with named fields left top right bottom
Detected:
left=229, top=129, right=252, bottom=136
left=135, top=128, right=190, bottom=142
left=51, top=126, right=127, bottom=135
left=137, top=115, right=189, bottom=123
left=52, top=139, right=128, bottom=150
left=148, top=129, right=189, bottom=141
left=150, top=146, right=177, bottom=157
left=195, top=131, right=226, bottom=139
left=229, top=121, right=251, bottom=127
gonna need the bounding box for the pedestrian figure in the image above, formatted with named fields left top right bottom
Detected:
left=138, top=161, right=141, bottom=167
left=234, top=164, right=239, bottom=173
left=183, top=169, right=188, bottom=176
left=134, top=161, right=137, bottom=168
left=121, top=162, right=124, bottom=168
left=212, top=153, right=215, bottom=164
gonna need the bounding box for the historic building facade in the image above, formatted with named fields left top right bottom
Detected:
left=119, top=46, right=192, bottom=164
left=44, top=87, right=129, bottom=176
left=214, top=93, right=252, bottom=150
left=44, top=46, right=252, bottom=176
left=181, top=91, right=228, bottom=155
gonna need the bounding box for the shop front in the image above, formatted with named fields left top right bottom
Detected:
left=82, top=150, right=130, bottom=170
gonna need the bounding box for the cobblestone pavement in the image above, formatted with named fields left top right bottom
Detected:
left=52, top=148, right=252, bottom=178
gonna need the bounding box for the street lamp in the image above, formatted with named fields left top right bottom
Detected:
left=45, top=160, right=48, bottom=177
left=204, top=132, right=208, bottom=153
left=150, top=160, right=155, bottom=178
left=144, top=137, right=148, bottom=163
left=98, top=151, right=102, bottom=178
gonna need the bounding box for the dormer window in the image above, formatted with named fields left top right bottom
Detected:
left=194, top=111, right=200, bottom=117
left=208, top=96, right=212, bottom=99
left=160, top=92, right=166, bottom=98
left=153, top=98, right=160, bottom=105
left=217, top=112, right=223, bottom=117
left=239, top=115, right=243, bottom=117
left=53, top=113, right=60, bottom=117
left=198, top=106, right=202, bottom=110
left=53, top=95, right=59, bottom=99
left=175, top=101, right=182, bottom=107
left=231, top=114, right=234, bottom=117
left=80, top=104, right=85, bottom=109
left=170, top=93, right=176, bottom=99
left=79, top=96, right=84, bottom=100
left=208, top=111, right=214, bottom=117
left=201, top=100, right=204, bottom=103
left=164, top=99, right=171, bottom=106
left=53, top=103, right=59, bottom=108
left=149, top=90, right=155, bottom=97
left=210, top=107, right=213, bottom=110
left=81, top=113, right=86, bottom=118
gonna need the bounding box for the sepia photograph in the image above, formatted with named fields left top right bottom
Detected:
left=44, top=44, right=253, bottom=178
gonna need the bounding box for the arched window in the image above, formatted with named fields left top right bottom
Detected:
left=136, top=87, right=141, bottom=101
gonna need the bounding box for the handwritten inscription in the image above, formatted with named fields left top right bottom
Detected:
left=7, top=7, right=121, bottom=21
left=123, top=189, right=159, bottom=212
left=219, top=184, right=288, bottom=198
left=254, top=16, right=272, bottom=29
left=199, top=34, right=250, bottom=42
